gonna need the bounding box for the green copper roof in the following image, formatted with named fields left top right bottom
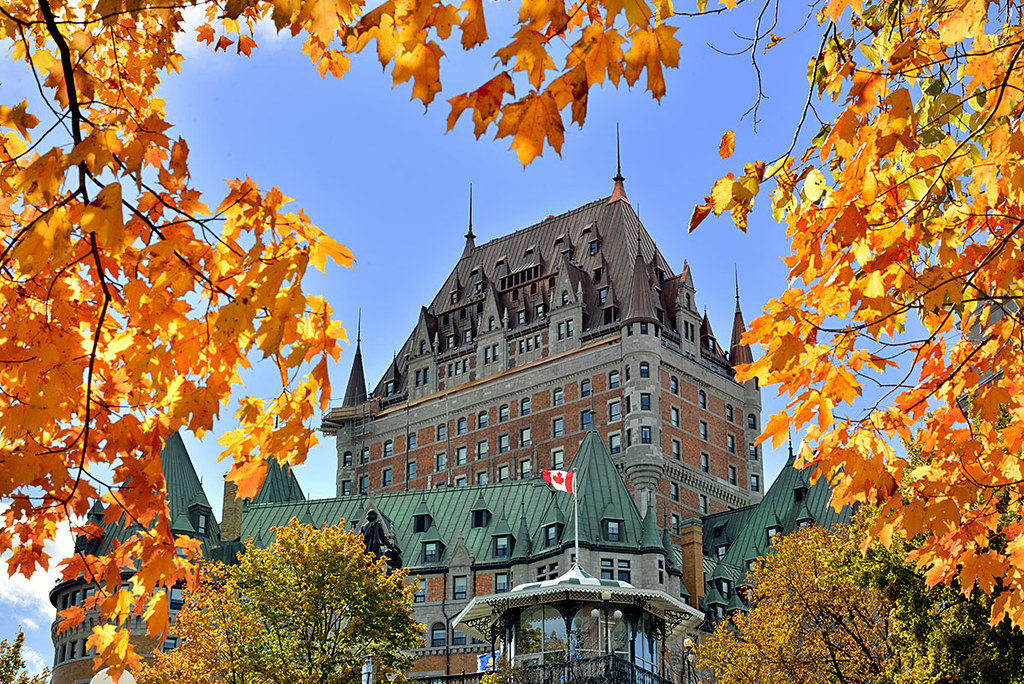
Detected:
left=161, top=432, right=220, bottom=548
left=251, top=459, right=305, bottom=505
left=239, top=431, right=659, bottom=572
left=703, top=444, right=854, bottom=591
left=639, top=501, right=662, bottom=550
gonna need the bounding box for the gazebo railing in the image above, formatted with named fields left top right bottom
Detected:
left=413, top=655, right=675, bottom=684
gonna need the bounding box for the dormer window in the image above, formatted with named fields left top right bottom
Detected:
left=473, top=510, right=490, bottom=528
left=589, top=240, right=598, bottom=254
left=517, top=311, right=526, bottom=326
left=197, top=513, right=208, bottom=535
left=544, top=524, right=560, bottom=548
left=414, top=514, right=432, bottom=533
left=494, top=535, right=512, bottom=557
left=419, top=340, right=427, bottom=354
left=561, top=291, right=569, bottom=305
left=720, top=579, right=731, bottom=599
left=794, top=486, right=808, bottom=503
left=716, top=544, right=727, bottom=559
left=594, top=267, right=603, bottom=283
left=766, top=525, right=781, bottom=543
left=605, top=520, right=621, bottom=542
left=385, top=381, right=395, bottom=397
left=423, top=541, right=440, bottom=563
left=713, top=524, right=726, bottom=538
left=598, top=287, right=608, bottom=304
left=450, top=292, right=458, bottom=304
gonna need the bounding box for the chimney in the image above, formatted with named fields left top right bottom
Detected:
left=677, top=518, right=705, bottom=608
left=221, top=476, right=243, bottom=542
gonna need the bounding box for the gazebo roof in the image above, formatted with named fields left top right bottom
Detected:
left=454, top=564, right=703, bottom=643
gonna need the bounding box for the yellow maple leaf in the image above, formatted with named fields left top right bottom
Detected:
left=496, top=91, right=564, bottom=166
left=623, top=25, right=681, bottom=100
left=81, top=183, right=126, bottom=254
left=495, top=27, right=555, bottom=89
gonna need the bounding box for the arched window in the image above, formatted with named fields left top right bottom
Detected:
left=670, top=376, right=679, bottom=395
left=639, top=362, right=649, bottom=378
left=698, top=390, right=707, bottom=409
left=431, top=622, right=447, bottom=647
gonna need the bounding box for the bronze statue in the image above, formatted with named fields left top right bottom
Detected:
left=361, top=510, right=402, bottom=571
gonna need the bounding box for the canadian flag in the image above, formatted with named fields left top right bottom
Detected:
left=542, top=469, right=575, bottom=493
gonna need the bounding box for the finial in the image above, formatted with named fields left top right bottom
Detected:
left=465, top=183, right=475, bottom=241
left=788, top=430, right=795, bottom=461
left=614, top=123, right=623, bottom=182
left=357, top=309, right=361, bottom=345
left=636, top=233, right=643, bottom=258
left=735, top=265, right=741, bottom=306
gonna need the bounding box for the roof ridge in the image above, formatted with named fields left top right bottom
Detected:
left=244, top=479, right=546, bottom=510
left=469, top=196, right=612, bottom=252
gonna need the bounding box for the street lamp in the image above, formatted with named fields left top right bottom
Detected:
left=681, top=637, right=696, bottom=684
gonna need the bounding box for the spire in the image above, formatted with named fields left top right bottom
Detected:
left=787, top=431, right=796, bottom=465
left=622, top=245, right=657, bottom=325
left=730, top=271, right=754, bottom=367
left=463, top=183, right=476, bottom=254
left=609, top=124, right=628, bottom=203
left=342, top=313, right=367, bottom=408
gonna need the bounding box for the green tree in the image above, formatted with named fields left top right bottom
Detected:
left=0, top=631, right=47, bottom=684
left=142, top=518, right=423, bottom=684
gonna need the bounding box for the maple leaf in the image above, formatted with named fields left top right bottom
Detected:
left=719, top=130, right=734, bottom=158
left=623, top=25, right=681, bottom=100
left=565, top=24, right=625, bottom=87
left=459, top=0, right=488, bottom=48
left=392, top=42, right=444, bottom=106
left=447, top=72, right=516, bottom=138
left=496, top=91, right=564, bottom=166
left=495, top=27, right=555, bottom=89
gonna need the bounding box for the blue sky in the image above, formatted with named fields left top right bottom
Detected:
left=1, top=0, right=830, bottom=670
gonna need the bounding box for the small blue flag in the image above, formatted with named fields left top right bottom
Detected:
left=477, top=653, right=497, bottom=672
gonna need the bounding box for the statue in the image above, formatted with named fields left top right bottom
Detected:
left=361, top=510, right=402, bottom=571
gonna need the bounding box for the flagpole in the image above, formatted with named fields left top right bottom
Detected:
left=573, top=485, right=580, bottom=569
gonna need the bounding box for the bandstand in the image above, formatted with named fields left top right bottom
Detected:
left=453, top=563, right=704, bottom=684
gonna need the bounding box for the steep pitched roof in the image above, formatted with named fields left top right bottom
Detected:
left=623, top=250, right=658, bottom=325
left=251, top=459, right=306, bottom=505
left=730, top=297, right=754, bottom=367
left=703, top=443, right=854, bottom=590
left=161, top=433, right=219, bottom=544
left=342, top=337, right=367, bottom=408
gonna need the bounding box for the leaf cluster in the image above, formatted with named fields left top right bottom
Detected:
left=0, top=630, right=48, bottom=684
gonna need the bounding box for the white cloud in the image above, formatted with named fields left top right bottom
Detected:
left=21, top=645, right=46, bottom=677
left=0, top=522, right=76, bottom=623
left=20, top=616, right=39, bottom=631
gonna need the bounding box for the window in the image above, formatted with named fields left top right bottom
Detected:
left=606, top=520, right=621, bottom=541
left=435, top=452, right=447, bottom=471
left=521, top=397, right=531, bottom=415
left=609, top=371, right=620, bottom=388
left=361, top=447, right=369, bottom=463
left=671, top=406, right=680, bottom=426
left=625, top=365, right=630, bottom=381
left=406, top=461, right=417, bottom=480
left=197, top=513, right=208, bottom=534
left=590, top=239, right=599, bottom=254
left=639, top=322, right=649, bottom=335
left=566, top=320, right=574, bottom=337
left=494, top=535, right=511, bottom=557
left=766, top=526, right=781, bottom=543
left=499, top=404, right=510, bottom=421
left=639, top=362, right=649, bottom=378
left=749, top=442, right=759, bottom=460
left=424, top=542, right=440, bottom=563
left=545, top=525, right=559, bottom=547
left=726, top=404, right=734, bottom=422
left=552, top=448, right=565, bottom=469
left=600, top=558, right=614, bottom=580
left=498, top=434, right=510, bottom=453
left=626, top=323, right=634, bottom=337
left=729, top=465, right=737, bottom=485
left=617, top=559, right=631, bottom=583
left=671, top=482, right=679, bottom=501
left=457, top=418, right=467, bottom=435
left=446, top=334, right=456, bottom=350
left=437, top=424, right=447, bottom=441
left=383, top=440, right=393, bottom=457
left=477, top=439, right=488, bottom=458
left=609, top=433, right=621, bottom=454
left=161, top=637, right=178, bottom=652
left=452, top=629, right=467, bottom=646
left=580, top=410, right=593, bottom=430
left=552, top=417, right=564, bottom=437
left=641, top=426, right=652, bottom=444
left=520, top=459, right=532, bottom=478
left=748, top=413, right=757, bottom=429
left=476, top=471, right=489, bottom=485
left=343, top=451, right=353, bottom=466
left=382, top=468, right=393, bottom=487
left=170, top=586, right=183, bottom=610
left=640, top=393, right=651, bottom=410
left=535, top=304, right=544, bottom=319
left=420, top=340, right=427, bottom=354
left=498, top=464, right=510, bottom=481
left=626, top=396, right=631, bottom=414
left=561, top=291, right=569, bottom=305
left=473, top=509, right=489, bottom=528
left=342, top=480, right=352, bottom=495
left=698, top=390, right=707, bottom=409
left=519, top=426, right=532, bottom=446
left=70, top=641, right=78, bottom=660
left=672, top=514, right=680, bottom=534
left=751, top=474, right=760, bottom=492
left=727, top=434, right=736, bottom=454
left=670, top=376, right=679, bottom=395
left=455, top=446, right=467, bottom=465
left=553, top=387, right=563, bottom=405
left=672, top=439, right=681, bottom=460
left=701, top=452, right=710, bottom=473
left=581, top=378, right=592, bottom=397
left=359, top=474, right=368, bottom=494
left=699, top=495, right=709, bottom=515
left=408, top=433, right=417, bottom=449
left=609, top=400, right=621, bottom=421
left=464, top=329, right=472, bottom=343
left=700, top=420, right=709, bottom=441
left=495, top=573, right=509, bottom=593
left=453, top=576, right=467, bottom=600
left=477, top=410, right=488, bottom=428
left=431, top=623, right=447, bottom=647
